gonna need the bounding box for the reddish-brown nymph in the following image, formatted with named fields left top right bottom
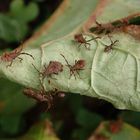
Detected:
left=23, top=87, right=65, bottom=110
left=74, top=34, right=100, bottom=50
left=61, top=54, right=85, bottom=79
left=23, top=87, right=53, bottom=110
left=102, top=35, right=119, bottom=52
left=109, top=119, right=123, bottom=133
left=33, top=61, right=63, bottom=80
left=1, top=45, right=34, bottom=67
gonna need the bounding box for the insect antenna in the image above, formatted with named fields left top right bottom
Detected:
left=19, top=43, right=34, bottom=60
left=86, top=36, right=100, bottom=42
left=32, top=63, right=44, bottom=79
left=95, top=20, right=102, bottom=27
left=20, top=52, right=34, bottom=60
left=108, top=34, right=119, bottom=45
left=60, top=54, right=71, bottom=67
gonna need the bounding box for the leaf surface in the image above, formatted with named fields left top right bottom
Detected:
left=0, top=0, right=140, bottom=111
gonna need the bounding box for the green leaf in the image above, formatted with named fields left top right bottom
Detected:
left=68, top=94, right=83, bottom=115
left=0, top=14, right=28, bottom=42
left=18, top=120, right=60, bottom=140
left=0, top=0, right=39, bottom=42
left=95, top=0, right=140, bottom=24
left=0, top=116, right=22, bottom=135
left=0, top=0, right=140, bottom=111
left=90, top=33, right=140, bottom=111
left=10, top=0, right=39, bottom=23
left=28, top=0, right=99, bottom=47
left=0, top=78, right=36, bottom=135
left=72, top=108, right=103, bottom=140
left=76, top=108, right=102, bottom=128
left=120, top=111, right=140, bottom=127
left=88, top=121, right=140, bottom=140
left=72, top=128, right=90, bottom=140
left=27, top=0, right=140, bottom=47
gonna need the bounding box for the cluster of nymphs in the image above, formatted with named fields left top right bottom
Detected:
left=0, top=32, right=118, bottom=110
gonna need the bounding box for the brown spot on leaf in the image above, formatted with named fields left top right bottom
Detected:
left=109, top=118, right=123, bottom=134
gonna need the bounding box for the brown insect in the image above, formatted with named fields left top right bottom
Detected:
left=33, top=61, right=63, bottom=80
left=51, top=88, right=66, bottom=98
left=102, top=35, right=119, bottom=52
left=95, top=20, right=114, bottom=34
left=91, top=19, right=129, bottom=35
left=109, top=118, right=123, bottom=133
left=74, top=34, right=100, bottom=50
left=23, top=87, right=65, bottom=110
left=0, top=45, right=34, bottom=67
left=61, top=54, right=85, bottom=79
left=89, top=20, right=114, bottom=35
left=23, top=88, right=49, bottom=102
left=23, top=87, right=53, bottom=110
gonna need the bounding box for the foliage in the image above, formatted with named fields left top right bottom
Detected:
left=17, top=120, right=60, bottom=140
left=0, top=0, right=140, bottom=140
left=88, top=121, right=140, bottom=140
left=0, top=78, right=36, bottom=136
left=0, top=0, right=39, bottom=42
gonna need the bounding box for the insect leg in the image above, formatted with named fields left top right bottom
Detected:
left=73, top=71, right=77, bottom=79
left=17, top=57, right=23, bottom=62
left=32, top=64, right=44, bottom=79
left=76, top=70, right=81, bottom=79
left=85, top=43, right=90, bottom=50
left=46, top=93, right=54, bottom=110
left=7, top=60, right=13, bottom=67
left=95, top=20, right=102, bottom=27
left=113, top=40, right=119, bottom=46
left=70, top=69, right=76, bottom=79
left=107, top=35, right=119, bottom=47
left=69, top=69, right=73, bottom=79
left=78, top=43, right=82, bottom=49
left=49, top=74, right=57, bottom=80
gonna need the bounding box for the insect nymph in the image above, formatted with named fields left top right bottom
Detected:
left=23, top=87, right=65, bottom=110
left=74, top=34, right=100, bottom=50
left=33, top=61, right=63, bottom=80
left=0, top=45, right=34, bottom=67
left=23, top=87, right=53, bottom=110
left=61, top=54, right=85, bottom=79
left=102, top=35, right=119, bottom=52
